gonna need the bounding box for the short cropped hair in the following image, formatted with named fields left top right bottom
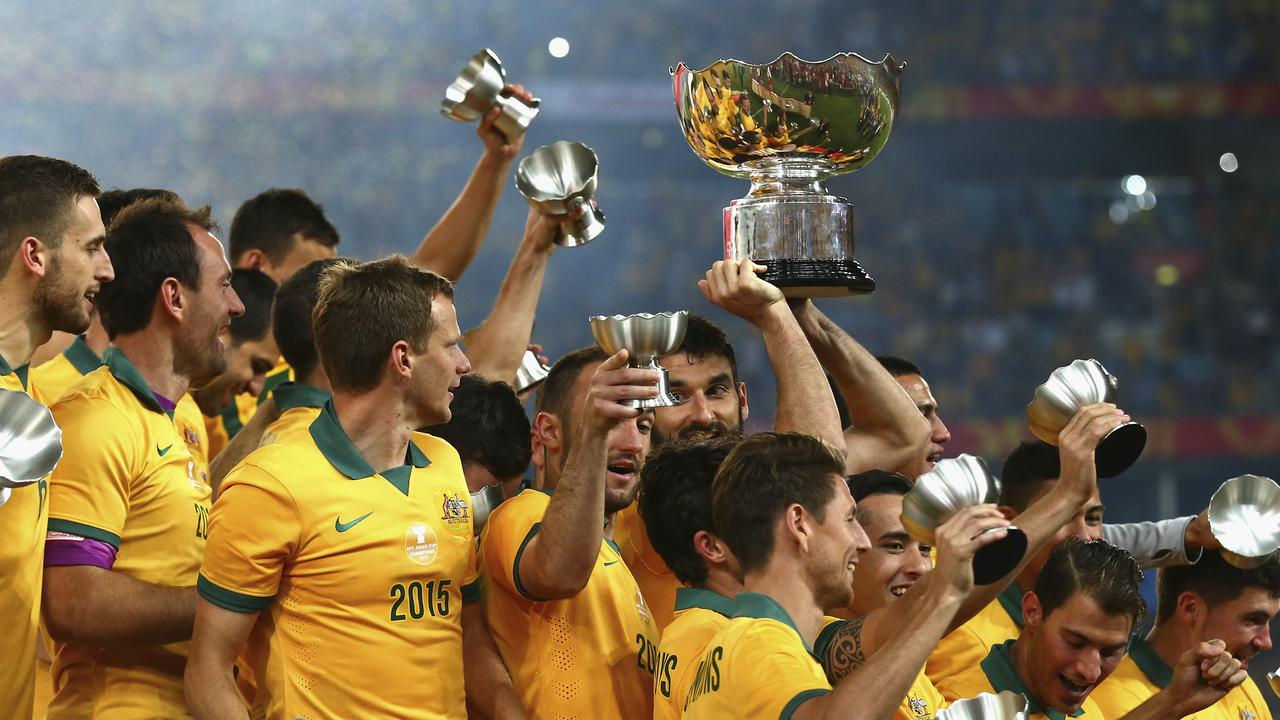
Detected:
left=876, top=355, right=921, bottom=378
left=96, top=198, right=216, bottom=338
left=536, top=346, right=608, bottom=425
left=228, top=269, right=277, bottom=345
left=638, top=434, right=745, bottom=587
left=712, top=432, right=846, bottom=574
left=1000, top=441, right=1061, bottom=512
left=674, top=314, right=739, bottom=384
left=0, top=155, right=99, bottom=274
left=1156, top=551, right=1280, bottom=623
left=1035, top=537, right=1145, bottom=624
left=848, top=470, right=912, bottom=527
left=229, top=188, right=339, bottom=264
left=272, top=257, right=344, bottom=381
left=421, top=374, right=532, bottom=481
left=312, top=255, right=453, bottom=393
left=97, top=188, right=180, bottom=227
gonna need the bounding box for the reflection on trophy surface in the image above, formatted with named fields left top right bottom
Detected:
left=1207, top=474, right=1280, bottom=569
left=440, top=48, right=541, bottom=141
left=1026, top=358, right=1146, bottom=479
left=937, top=691, right=1030, bottom=720
left=901, top=454, right=1028, bottom=585
left=469, top=483, right=505, bottom=536
left=589, top=311, right=689, bottom=409
left=0, top=389, right=63, bottom=508
left=514, top=349, right=552, bottom=394
left=515, top=140, right=607, bottom=247
left=671, top=52, right=904, bottom=297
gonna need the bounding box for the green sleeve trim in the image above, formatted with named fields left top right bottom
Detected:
left=780, top=688, right=829, bottom=720
left=47, top=519, right=120, bottom=549
left=811, top=618, right=846, bottom=665
left=462, top=579, right=481, bottom=604
left=512, top=522, right=547, bottom=602
left=197, top=574, right=276, bottom=613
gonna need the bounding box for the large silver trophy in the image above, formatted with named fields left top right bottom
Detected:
left=0, top=389, right=63, bottom=508
left=901, top=454, right=1028, bottom=585
left=1207, top=474, right=1280, bottom=569
left=589, top=312, right=688, bottom=409
left=515, top=141, right=607, bottom=247
left=441, top=49, right=540, bottom=141
left=671, top=52, right=904, bottom=297
left=1026, top=359, right=1146, bottom=479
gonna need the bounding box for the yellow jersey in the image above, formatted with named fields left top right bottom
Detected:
left=45, top=350, right=212, bottom=718
left=680, top=592, right=830, bottom=719
left=205, top=390, right=257, bottom=461
left=1091, top=637, right=1272, bottom=720
left=259, top=356, right=293, bottom=400
left=614, top=502, right=682, bottom=632
left=257, top=382, right=328, bottom=447
left=935, top=639, right=1102, bottom=720
left=654, top=588, right=734, bottom=720
left=0, top=355, right=51, bottom=717
left=479, top=489, right=661, bottom=720
left=813, top=615, right=946, bottom=720
left=31, top=335, right=102, bottom=403
left=198, top=401, right=477, bottom=719
left=927, top=582, right=1023, bottom=685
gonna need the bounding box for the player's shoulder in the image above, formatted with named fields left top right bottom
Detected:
left=50, top=368, right=137, bottom=429
left=488, top=488, right=550, bottom=525
left=411, top=430, right=463, bottom=465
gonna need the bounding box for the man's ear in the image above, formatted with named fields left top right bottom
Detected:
left=237, top=248, right=267, bottom=272
left=1176, top=591, right=1203, bottom=625
left=158, top=278, right=185, bottom=321
left=693, top=529, right=726, bottom=566
left=738, top=382, right=749, bottom=423
left=782, top=503, right=812, bottom=553
left=18, top=236, right=51, bottom=279
left=998, top=505, right=1018, bottom=521
left=1022, top=590, right=1043, bottom=630
left=390, top=339, right=413, bottom=380
left=531, top=411, right=562, bottom=458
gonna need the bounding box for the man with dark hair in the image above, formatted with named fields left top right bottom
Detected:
left=1093, top=550, right=1280, bottom=719
left=41, top=198, right=242, bottom=717
left=937, top=538, right=1248, bottom=719
left=188, top=256, right=521, bottom=719
left=481, top=340, right=662, bottom=719
left=227, top=188, right=341, bottom=282
left=421, top=373, right=532, bottom=497
left=874, top=355, right=952, bottom=471
left=0, top=154, right=113, bottom=716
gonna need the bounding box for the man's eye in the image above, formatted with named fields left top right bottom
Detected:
left=707, top=386, right=729, bottom=398
left=669, top=392, right=686, bottom=404
left=882, top=542, right=905, bottom=553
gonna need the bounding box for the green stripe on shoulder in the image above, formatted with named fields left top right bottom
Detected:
left=780, top=688, right=829, bottom=720
left=512, top=522, right=546, bottom=602
left=47, top=519, right=120, bottom=549
left=197, top=574, right=276, bottom=613
left=811, top=618, right=847, bottom=664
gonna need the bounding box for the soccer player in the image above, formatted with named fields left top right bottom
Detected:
left=0, top=154, right=113, bottom=716
left=421, top=373, right=533, bottom=497
left=874, top=356, right=951, bottom=472
left=480, top=343, right=663, bottom=719
left=41, top=198, right=241, bottom=717
left=1092, top=550, right=1280, bottom=719
left=187, top=256, right=520, bottom=719
left=935, top=537, right=1248, bottom=719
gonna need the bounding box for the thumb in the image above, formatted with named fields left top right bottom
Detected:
left=600, top=348, right=630, bottom=369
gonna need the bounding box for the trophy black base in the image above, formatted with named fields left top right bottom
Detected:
left=973, top=526, right=1029, bottom=585
left=760, top=258, right=876, bottom=298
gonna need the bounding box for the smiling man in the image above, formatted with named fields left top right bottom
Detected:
left=1091, top=550, right=1280, bottom=719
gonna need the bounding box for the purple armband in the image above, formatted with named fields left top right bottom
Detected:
left=44, top=531, right=117, bottom=569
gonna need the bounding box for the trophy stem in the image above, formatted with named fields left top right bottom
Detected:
left=626, top=357, right=680, bottom=409
left=744, top=157, right=834, bottom=198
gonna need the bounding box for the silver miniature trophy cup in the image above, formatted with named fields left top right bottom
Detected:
left=1026, top=359, right=1147, bottom=479
left=515, top=140, right=607, bottom=247
left=440, top=48, right=541, bottom=142
left=0, top=389, right=63, bottom=508
left=1208, top=474, right=1280, bottom=569
left=514, top=349, right=551, bottom=395
left=589, top=312, right=689, bottom=409
left=937, top=691, right=1030, bottom=720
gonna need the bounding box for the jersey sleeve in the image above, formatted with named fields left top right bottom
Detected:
left=478, top=491, right=547, bottom=601
left=46, top=395, right=138, bottom=548
left=729, top=622, right=831, bottom=720
left=196, top=463, right=301, bottom=613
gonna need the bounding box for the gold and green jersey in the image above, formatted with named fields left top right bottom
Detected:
left=614, top=502, right=682, bottom=632
left=45, top=350, right=212, bottom=718
left=934, top=639, right=1102, bottom=720
left=205, top=390, right=257, bottom=461
left=814, top=615, right=946, bottom=720
left=680, top=592, right=831, bottom=719
left=31, top=335, right=102, bottom=403
left=257, top=382, right=328, bottom=448
left=198, top=401, right=478, bottom=719
left=479, top=489, right=661, bottom=720
left=1092, top=637, right=1272, bottom=720
left=653, top=588, right=734, bottom=720
left=0, top=354, right=51, bottom=717
left=927, top=582, right=1023, bottom=685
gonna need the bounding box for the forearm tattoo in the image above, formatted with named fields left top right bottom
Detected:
left=821, top=617, right=866, bottom=683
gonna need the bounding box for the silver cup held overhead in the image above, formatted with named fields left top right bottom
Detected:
left=589, top=312, right=689, bottom=409
left=1207, top=474, right=1280, bottom=569
left=1026, top=358, right=1147, bottom=479
left=515, top=140, right=607, bottom=247
left=514, top=349, right=551, bottom=395
left=672, top=52, right=904, bottom=298
left=901, top=454, right=1028, bottom=586
left=937, top=691, right=1030, bottom=720
left=440, top=48, right=541, bottom=142
left=0, top=389, right=64, bottom=508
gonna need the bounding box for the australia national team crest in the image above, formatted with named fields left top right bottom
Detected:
left=405, top=522, right=439, bottom=566
left=438, top=492, right=472, bottom=537
left=907, top=693, right=932, bottom=720
left=1240, top=709, right=1256, bottom=720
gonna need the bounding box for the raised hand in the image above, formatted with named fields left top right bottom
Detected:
left=477, top=83, right=533, bottom=160
left=582, top=349, right=660, bottom=430
left=931, top=504, right=1012, bottom=599
left=697, top=259, right=785, bottom=326
left=1057, top=402, right=1130, bottom=500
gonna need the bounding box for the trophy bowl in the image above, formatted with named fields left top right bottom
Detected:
left=1268, top=665, right=1280, bottom=699
left=1026, top=358, right=1146, bottom=479
left=901, top=453, right=1028, bottom=586
left=470, top=483, right=505, bottom=537
left=671, top=51, right=904, bottom=298
left=1208, top=474, right=1280, bottom=569
left=589, top=311, right=689, bottom=409
left=514, top=349, right=552, bottom=394
left=515, top=140, right=606, bottom=247
left=937, top=691, right=1030, bottom=720
left=0, top=389, right=63, bottom=507
left=441, top=48, right=540, bottom=141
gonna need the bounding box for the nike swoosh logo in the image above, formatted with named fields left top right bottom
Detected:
left=335, top=512, right=373, bottom=533
left=157, top=444, right=173, bottom=456
left=603, top=560, right=620, bottom=566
